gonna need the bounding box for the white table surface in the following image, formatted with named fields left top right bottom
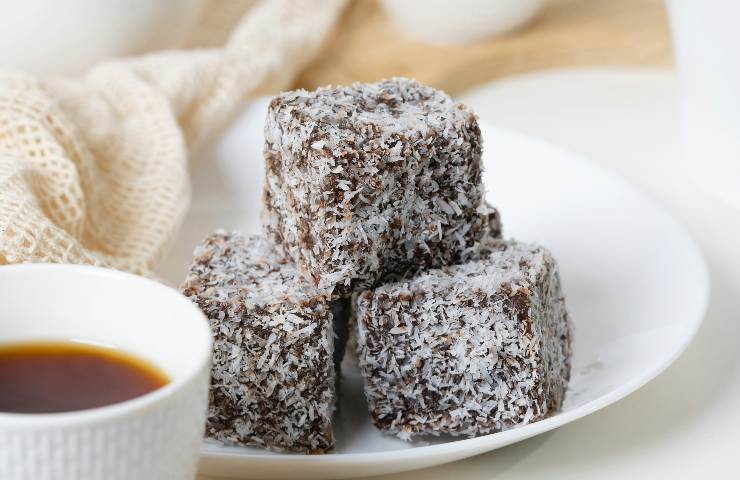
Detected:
left=200, top=68, right=738, bottom=479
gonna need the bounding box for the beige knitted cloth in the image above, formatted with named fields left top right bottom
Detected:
left=0, top=0, right=347, bottom=276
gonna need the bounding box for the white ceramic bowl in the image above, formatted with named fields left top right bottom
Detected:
left=0, top=0, right=204, bottom=74
left=0, top=264, right=212, bottom=480
left=380, top=0, right=546, bottom=45
left=667, top=0, right=740, bottom=209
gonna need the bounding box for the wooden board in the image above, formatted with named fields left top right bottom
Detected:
left=294, top=0, right=673, bottom=95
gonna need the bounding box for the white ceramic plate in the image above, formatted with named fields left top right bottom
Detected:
left=159, top=100, right=708, bottom=480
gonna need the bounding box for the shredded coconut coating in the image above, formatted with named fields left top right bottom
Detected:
left=263, top=77, right=495, bottom=295
left=355, top=239, right=572, bottom=439
left=180, top=231, right=336, bottom=453
left=344, top=207, right=503, bottom=361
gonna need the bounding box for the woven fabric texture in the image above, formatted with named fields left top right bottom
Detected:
left=0, top=0, right=346, bottom=276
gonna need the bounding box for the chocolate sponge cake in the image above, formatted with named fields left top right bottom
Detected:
left=181, top=231, right=337, bottom=453
left=262, top=77, right=495, bottom=294
left=355, top=239, right=572, bottom=439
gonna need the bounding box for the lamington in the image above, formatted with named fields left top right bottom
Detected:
left=342, top=206, right=503, bottom=363
left=355, top=239, right=572, bottom=439
left=180, top=231, right=337, bottom=453
left=263, top=77, right=494, bottom=295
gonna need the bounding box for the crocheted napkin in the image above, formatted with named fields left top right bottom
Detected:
left=0, top=0, right=346, bottom=276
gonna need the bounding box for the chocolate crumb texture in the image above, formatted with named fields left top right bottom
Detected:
left=355, top=239, right=572, bottom=439
left=484, top=204, right=503, bottom=240
left=331, top=295, right=351, bottom=373
left=180, top=231, right=336, bottom=453
left=263, top=77, right=492, bottom=295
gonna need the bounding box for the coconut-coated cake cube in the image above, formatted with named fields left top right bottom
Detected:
left=180, top=231, right=336, bottom=453
left=355, top=239, right=572, bottom=439
left=262, top=77, right=493, bottom=295
left=342, top=206, right=503, bottom=362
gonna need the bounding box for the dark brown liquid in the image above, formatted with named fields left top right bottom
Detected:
left=0, top=341, right=169, bottom=414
